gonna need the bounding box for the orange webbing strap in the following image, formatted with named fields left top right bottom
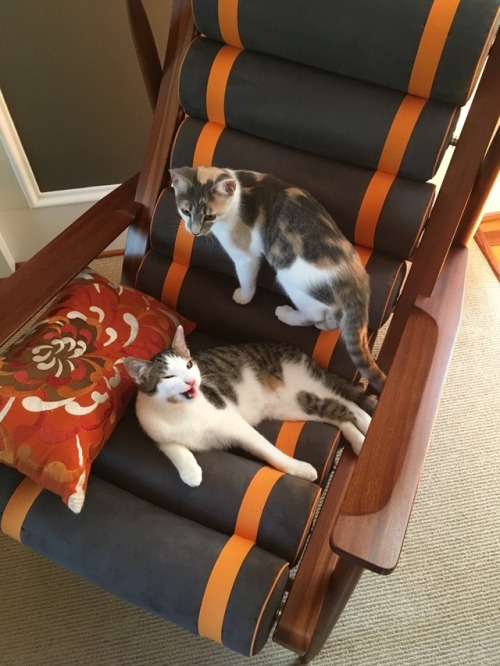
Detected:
left=1, top=477, right=43, bottom=542
left=234, top=467, right=284, bottom=541
left=355, top=94, right=427, bottom=248
left=354, top=171, right=397, bottom=249
left=275, top=421, right=305, bottom=457
left=161, top=41, right=239, bottom=310
left=218, top=0, right=243, bottom=49
left=193, top=121, right=225, bottom=167
left=198, top=534, right=254, bottom=642
left=409, top=0, right=462, bottom=98
left=161, top=123, right=225, bottom=310
left=206, top=45, right=242, bottom=125
left=355, top=0, right=458, bottom=250
left=378, top=95, right=427, bottom=174
left=312, top=246, right=373, bottom=369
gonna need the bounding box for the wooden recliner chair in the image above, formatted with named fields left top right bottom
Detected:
left=1, top=1, right=499, bottom=662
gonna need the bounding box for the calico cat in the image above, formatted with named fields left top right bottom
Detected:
left=124, top=326, right=375, bottom=487
left=169, top=166, right=386, bottom=392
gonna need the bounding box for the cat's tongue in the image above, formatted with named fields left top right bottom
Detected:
left=183, top=386, right=198, bottom=400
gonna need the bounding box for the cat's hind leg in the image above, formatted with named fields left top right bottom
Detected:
left=276, top=263, right=340, bottom=329
left=221, top=419, right=318, bottom=482
left=295, top=390, right=370, bottom=456
left=275, top=290, right=334, bottom=328
left=275, top=304, right=317, bottom=327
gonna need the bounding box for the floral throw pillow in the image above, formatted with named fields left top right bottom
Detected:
left=0, top=269, right=195, bottom=513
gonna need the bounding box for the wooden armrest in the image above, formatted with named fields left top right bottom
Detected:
left=331, top=246, right=468, bottom=574
left=0, top=175, right=141, bottom=348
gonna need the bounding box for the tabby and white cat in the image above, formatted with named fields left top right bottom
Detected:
left=124, top=326, right=375, bottom=487
left=170, top=166, right=386, bottom=392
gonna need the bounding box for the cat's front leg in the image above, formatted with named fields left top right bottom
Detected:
left=232, top=255, right=262, bottom=305
left=157, top=442, right=203, bottom=487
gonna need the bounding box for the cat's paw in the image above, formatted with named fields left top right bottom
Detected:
left=293, top=461, right=318, bottom=483
left=350, top=433, right=364, bottom=456
left=233, top=287, right=255, bottom=305
left=275, top=305, right=295, bottom=324
left=179, top=463, right=203, bottom=487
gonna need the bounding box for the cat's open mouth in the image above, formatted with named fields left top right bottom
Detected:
left=181, top=387, right=198, bottom=400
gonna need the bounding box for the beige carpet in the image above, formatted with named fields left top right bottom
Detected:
left=1, top=242, right=499, bottom=665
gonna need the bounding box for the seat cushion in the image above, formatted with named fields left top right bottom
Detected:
left=93, top=401, right=322, bottom=565
left=93, top=326, right=342, bottom=564
left=180, top=37, right=459, bottom=181
left=192, top=0, right=499, bottom=105
left=0, top=465, right=288, bottom=656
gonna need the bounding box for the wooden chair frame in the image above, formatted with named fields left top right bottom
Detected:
left=0, top=1, right=498, bottom=661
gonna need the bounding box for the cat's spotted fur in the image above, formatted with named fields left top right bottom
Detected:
left=124, top=327, right=375, bottom=487
left=170, top=166, right=385, bottom=392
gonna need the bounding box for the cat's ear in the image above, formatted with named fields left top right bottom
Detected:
left=212, top=176, right=237, bottom=197
left=169, top=167, right=194, bottom=192
left=123, top=357, right=151, bottom=384
left=171, top=326, right=191, bottom=358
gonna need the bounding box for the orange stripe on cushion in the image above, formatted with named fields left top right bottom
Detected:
left=234, top=467, right=284, bottom=542
left=354, top=171, right=396, bottom=248
left=193, top=121, right=225, bottom=167
left=206, top=45, right=242, bottom=125
left=218, top=0, right=243, bottom=48
left=378, top=95, right=427, bottom=174
left=161, top=261, right=189, bottom=310
left=275, top=421, right=306, bottom=457
left=409, top=0, right=461, bottom=98
left=355, top=93, right=427, bottom=248
left=312, top=247, right=373, bottom=369
left=356, top=245, right=374, bottom=267
left=161, top=122, right=225, bottom=309
left=1, top=477, right=43, bottom=542
left=311, top=330, right=342, bottom=370
left=198, top=535, right=254, bottom=643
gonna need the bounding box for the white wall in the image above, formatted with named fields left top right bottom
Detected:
left=0, top=138, right=126, bottom=276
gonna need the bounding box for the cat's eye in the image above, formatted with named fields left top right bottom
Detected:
left=164, top=375, right=174, bottom=380
left=204, top=214, right=216, bottom=222
left=186, top=360, right=193, bottom=369
left=181, top=208, right=191, bottom=217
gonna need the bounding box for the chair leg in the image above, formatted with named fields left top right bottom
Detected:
left=300, top=558, right=364, bottom=664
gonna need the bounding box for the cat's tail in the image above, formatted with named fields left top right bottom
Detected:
left=341, top=315, right=386, bottom=393
left=321, top=371, right=378, bottom=415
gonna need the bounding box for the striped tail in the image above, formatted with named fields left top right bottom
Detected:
left=341, top=319, right=386, bottom=393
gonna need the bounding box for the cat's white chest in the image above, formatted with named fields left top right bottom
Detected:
left=136, top=392, right=218, bottom=450
left=212, top=220, right=263, bottom=257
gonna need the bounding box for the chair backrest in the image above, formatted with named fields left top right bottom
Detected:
left=125, top=0, right=499, bottom=380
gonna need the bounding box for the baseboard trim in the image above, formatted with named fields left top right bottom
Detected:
left=1, top=89, right=118, bottom=208
left=34, top=185, right=119, bottom=208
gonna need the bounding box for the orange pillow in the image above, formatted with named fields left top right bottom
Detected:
left=0, top=269, right=195, bottom=513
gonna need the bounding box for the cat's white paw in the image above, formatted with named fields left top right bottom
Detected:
left=315, top=320, right=339, bottom=331
left=293, top=461, right=318, bottom=483
left=275, top=304, right=295, bottom=323
left=233, top=287, right=254, bottom=305
left=350, top=433, right=364, bottom=456
left=355, top=410, right=372, bottom=436
left=179, top=463, right=203, bottom=487
left=340, top=422, right=365, bottom=456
